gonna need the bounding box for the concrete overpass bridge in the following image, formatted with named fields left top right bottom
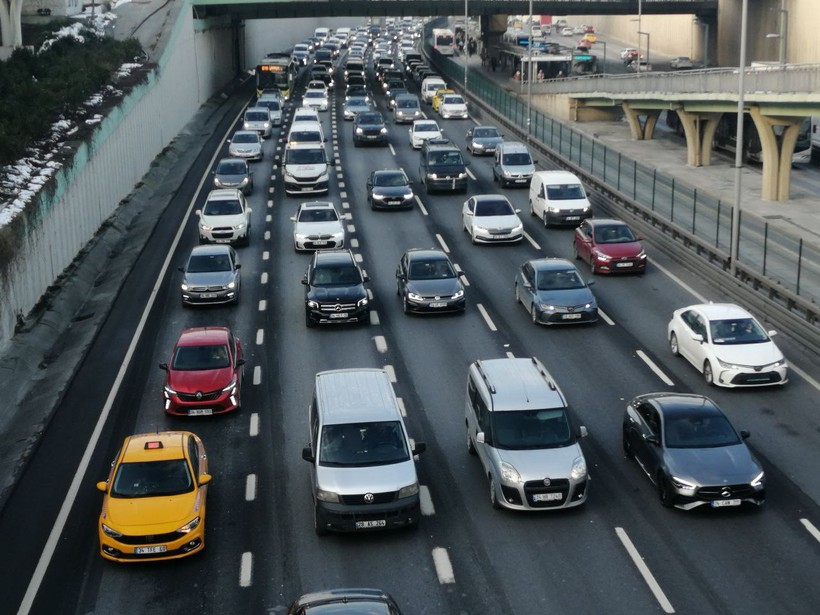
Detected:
left=529, top=65, right=820, bottom=200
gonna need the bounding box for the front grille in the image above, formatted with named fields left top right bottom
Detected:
left=116, top=530, right=182, bottom=545
left=189, top=285, right=226, bottom=292
left=489, top=228, right=515, bottom=235
left=523, top=478, right=570, bottom=508
left=340, top=491, right=397, bottom=505
left=307, top=234, right=335, bottom=240
left=294, top=174, right=322, bottom=183
left=318, top=302, right=357, bottom=311
left=697, top=484, right=757, bottom=499
left=731, top=371, right=782, bottom=385
left=177, top=390, right=221, bottom=402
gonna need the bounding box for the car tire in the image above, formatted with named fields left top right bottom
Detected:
left=489, top=476, right=501, bottom=509
left=314, top=505, right=328, bottom=536
left=466, top=424, right=476, bottom=455
left=658, top=473, right=674, bottom=508
left=669, top=332, right=680, bottom=356
left=703, top=361, right=715, bottom=386
left=543, top=211, right=550, bottom=228
left=492, top=170, right=498, bottom=182
left=531, top=305, right=539, bottom=325
left=622, top=430, right=635, bottom=459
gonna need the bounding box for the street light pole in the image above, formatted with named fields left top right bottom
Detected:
left=730, top=0, right=749, bottom=277
left=636, top=0, right=642, bottom=76
left=464, top=0, right=468, bottom=91
left=526, top=0, right=533, bottom=143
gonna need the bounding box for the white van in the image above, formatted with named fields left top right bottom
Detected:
left=314, top=27, right=330, bottom=42
left=282, top=142, right=332, bottom=195
left=287, top=121, right=326, bottom=146
left=302, top=368, right=426, bottom=535
left=421, top=76, right=447, bottom=104
left=493, top=142, right=536, bottom=188
left=528, top=170, right=592, bottom=227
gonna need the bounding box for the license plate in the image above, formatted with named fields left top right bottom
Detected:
left=301, top=187, right=313, bottom=191
left=355, top=520, right=386, bottom=529
left=565, top=216, right=581, bottom=221
left=711, top=499, right=741, bottom=507
left=312, top=241, right=328, bottom=246
left=214, top=239, right=232, bottom=244
left=615, top=262, right=634, bottom=268
left=562, top=313, right=582, bottom=319
left=135, top=545, right=167, bottom=554
left=533, top=492, right=562, bottom=502
left=189, top=408, right=213, bottom=416
left=200, top=293, right=217, bottom=299
left=429, top=302, right=447, bottom=308
left=329, top=313, right=348, bottom=319
left=514, top=179, right=527, bottom=183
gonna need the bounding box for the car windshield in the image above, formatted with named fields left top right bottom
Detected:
left=298, top=208, right=338, bottom=222
left=416, top=123, right=438, bottom=133
left=286, top=149, right=325, bottom=164
left=187, top=253, right=232, bottom=273
left=491, top=409, right=573, bottom=450
left=398, top=99, right=417, bottom=109
left=232, top=132, right=259, bottom=144
left=536, top=269, right=585, bottom=291
left=475, top=199, right=514, bottom=216
left=245, top=111, right=268, bottom=122
left=546, top=184, right=585, bottom=200
left=348, top=98, right=369, bottom=108
left=358, top=113, right=383, bottom=124
left=374, top=172, right=407, bottom=187
left=305, top=91, right=325, bottom=99
left=319, top=421, right=410, bottom=467
left=503, top=153, right=531, bottom=165
left=216, top=161, right=246, bottom=175
left=258, top=99, right=280, bottom=111
left=443, top=96, right=464, bottom=104
left=290, top=131, right=322, bottom=143
left=172, top=343, right=230, bottom=370
left=663, top=414, right=741, bottom=448
left=203, top=199, right=242, bottom=216
left=709, top=318, right=769, bottom=344
left=111, top=459, right=194, bottom=498
left=311, top=264, right=362, bottom=285
left=433, top=152, right=463, bottom=165
left=474, top=128, right=499, bottom=138
left=593, top=225, right=636, bottom=244
left=409, top=259, right=455, bottom=279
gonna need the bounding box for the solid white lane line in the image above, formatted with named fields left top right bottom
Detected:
left=374, top=336, right=388, bottom=353
left=258, top=300, right=267, bottom=311
left=636, top=350, right=675, bottom=386
left=615, top=527, right=675, bottom=613
left=598, top=308, right=615, bottom=326
left=415, top=195, right=428, bottom=216
left=431, top=547, right=456, bottom=584
left=384, top=364, right=397, bottom=382
left=801, top=518, right=820, bottom=544
left=653, top=259, right=707, bottom=303
left=249, top=413, right=259, bottom=437
left=256, top=329, right=264, bottom=345
left=523, top=230, right=540, bottom=250
left=239, top=552, right=253, bottom=587
left=477, top=303, right=498, bottom=331
left=253, top=366, right=262, bottom=385
left=420, top=485, right=435, bottom=516
left=791, top=364, right=820, bottom=393
left=436, top=233, right=450, bottom=253
left=396, top=397, right=406, bottom=417
left=245, top=474, right=257, bottom=501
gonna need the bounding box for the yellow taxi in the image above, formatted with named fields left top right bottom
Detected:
left=582, top=33, right=597, bottom=44
left=431, top=88, right=455, bottom=113
left=96, top=431, right=211, bottom=562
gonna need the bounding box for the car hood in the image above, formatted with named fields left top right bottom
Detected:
left=286, top=163, right=327, bottom=176
left=357, top=123, right=386, bottom=129
left=495, top=443, right=583, bottom=481
left=104, top=491, right=200, bottom=530
left=229, top=143, right=261, bottom=153
left=547, top=197, right=589, bottom=209
left=295, top=221, right=343, bottom=236
left=309, top=284, right=366, bottom=302
left=473, top=214, right=521, bottom=229
left=665, top=445, right=761, bottom=485
left=168, top=366, right=233, bottom=393
left=200, top=212, right=246, bottom=227
left=414, top=132, right=442, bottom=141
left=214, top=173, right=248, bottom=185
left=316, top=459, right=417, bottom=494
left=473, top=137, right=503, bottom=146
left=441, top=102, right=467, bottom=111
left=713, top=341, right=784, bottom=366
left=597, top=240, right=643, bottom=258
left=185, top=271, right=236, bottom=287
left=535, top=287, right=595, bottom=307
left=407, top=278, right=462, bottom=296
left=373, top=186, right=412, bottom=197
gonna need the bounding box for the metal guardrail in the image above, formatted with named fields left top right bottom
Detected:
left=423, top=45, right=820, bottom=355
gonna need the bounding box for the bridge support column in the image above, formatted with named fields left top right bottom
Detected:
left=676, top=110, right=722, bottom=167
left=622, top=103, right=660, bottom=140
left=749, top=107, right=802, bottom=202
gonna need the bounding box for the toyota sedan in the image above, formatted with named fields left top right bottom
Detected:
left=514, top=258, right=598, bottom=325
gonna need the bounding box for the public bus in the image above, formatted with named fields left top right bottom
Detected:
left=432, top=28, right=455, bottom=56
left=712, top=114, right=812, bottom=165
left=255, top=54, right=294, bottom=99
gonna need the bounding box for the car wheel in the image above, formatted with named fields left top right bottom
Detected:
left=658, top=473, right=674, bottom=508
left=305, top=311, right=316, bottom=328
left=489, top=476, right=501, bottom=509
left=543, top=211, right=550, bottom=228
left=314, top=505, right=328, bottom=536
left=466, top=424, right=476, bottom=455
left=669, top=332, right=680, bottom=356
left=703, top=361, right=715, bottom=386
left=402, top=296, right=410, bottom=314
left=531, top=305, right=539, bottom=325
left=622, top=429, right=635, bottom=459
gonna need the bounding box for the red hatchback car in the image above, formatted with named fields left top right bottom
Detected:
left=573, top=218, right=647, bottom=274
left=160, top=327, right=244, bottom=416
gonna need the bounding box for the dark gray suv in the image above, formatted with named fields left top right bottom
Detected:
left=302, top=249, right=370, bottom=327
left=419, top=139, right=469, bottom=194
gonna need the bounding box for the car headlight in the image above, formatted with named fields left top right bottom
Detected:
left=263, top=122, right=270, bottom=128
left=473, top=142, right=484, bottom=149
left=398, top=482, right=419, bottom=498
left=380, top=127, right=388, bottom=134
left=670, top=475, right=697, bottom=490
left=499, top=461, right=522, bottom=484
left=176, top=516, right=201, bottom=534
left=307, top=300, right=319, bottom=309
left=356, top=127, right=364, bottom=134
left=214, top=178, right=224, bottom=187
left=473, top=225, right=488, bottom=234
left=180, top=283, right=189, bottom=291
left=402, top=191, right=413, bottom=200
left=284, top=169, right=295, bottom=179
left=316, top=488, right=340, bottom=502
left=548, top=206, right=562, bottom=213
left=227, top=280, right=236, bottom=289
left=357, top=297, right=369, bottom=307
left=101, top=523, right=122, bottom=538
left=199, top=223, right=213, bottom=231
left=457, top=172, right=467, bottom=179
left=638, top=250, right=647, bottom=259
left=163, top=384, right=177, bottom=397
left=751, top=471, right=765, bottom=487
left=243, top=123, right=251, bottom=130
left=221, top=377, right=237, bottom=393
left=407, top=292, right=423, bottom=301
left=451, top=289, right=464, bottom=299
left=503, top=170, right=512, bottom=177
left=571, top=456, right=587, bottom=480
left=593, top=249, right=611, bottom=261
left=512, top=224, right=523, bottom=233
left=428, top=173, right=438, bottom=179
left=539, top=303, right=556, bottom=311
left=239, top=177, right=249, bottom=186
left=233, top=222, right=246, bottom=230
left=717, top=358, right=741, bottom=369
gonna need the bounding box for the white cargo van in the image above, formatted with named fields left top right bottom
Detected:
left=528, top=170, right=592, bottom=227
left=421, top=76, right=447, bottom=103
left=282, top=142, right=332, bottom=195
left=314, top=27, right=330, bottom=42
left=302, top=368, right=426, bottom=535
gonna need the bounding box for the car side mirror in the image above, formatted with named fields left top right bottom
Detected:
left=362, top=275, right=370, bottom=283
left=457, top=270, right=465, bottom=277
left=210, top=170, right=215, bottom=175
left=644, top=434, right=660, bottom=446
left=412, top=441, right=426, bottom=456
left=740, top=430, right=751, bottom=439
left=159, top=362, right=168, bottom=371
left=767, top=330, right=778, bottom=338
left=692, top=333, right=704, bottom=343
left=177, top=266, right=185, bottom=272
left=198, top=474, right=212, bottom=486
left=533, top=160, right=539, bottom=165
left=586, top=279, right=595, bottom=286
left=246, top=207, right=252, bottom=214
left=578, top=425, right=588, bottom=438
left=290, top=216, right=296, bottom=222
left=301, top=446, right=315, bottom=463
left=96, top=481, right=108, bottom=492
left=236, top=358, right=246, bottom=367
left=195, top=209, right=202, bottom=217
left=464, top=160, right=471, bottom=166
left=235, top=263, right=242, bottom=270
left=301, top=278, right=309, bottom=286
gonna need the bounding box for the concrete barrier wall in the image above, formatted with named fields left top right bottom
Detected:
left=0, top=6, right=235, bottom=351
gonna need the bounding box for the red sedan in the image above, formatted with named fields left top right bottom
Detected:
left=573, top=218, right=647, bottom=274
left=160, top=327, right=245, bottom=416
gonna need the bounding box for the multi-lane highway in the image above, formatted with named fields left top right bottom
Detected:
left=3, top=40, right=820, bottom=615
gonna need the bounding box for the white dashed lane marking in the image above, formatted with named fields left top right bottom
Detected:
left=615, top=527, right=675, bottom=613
left=249, top=413, right=259, bottom=437
left=432, top=547, right=456, bottom=584
left=420, top=485, right=435, bottom=516
left=636, top=350, right=674, bottom=386
left=239, top=552, right=253, bottom=588
left=477, top=303, right=498, bottom=331
left=245, top=474, right=257, bottom=501
left=255, top=329, right=264, bottom=345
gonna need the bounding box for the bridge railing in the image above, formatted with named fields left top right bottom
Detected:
left=426, top=45, right=820, bottom=351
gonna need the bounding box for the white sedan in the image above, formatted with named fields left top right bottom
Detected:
left=302, top=89, right=329, bottom=112
left=408, top=119, right=443, bottom=149
left=438, top=94, right=469, bottom=119
left=667, top=303, right=788, bottom=387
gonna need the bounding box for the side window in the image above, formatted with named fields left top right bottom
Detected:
left=467, top=199, right=475, bottom=214
left=523, top=263, right=533, bottom=285
left=538, top=182, right=545, bottom=198
left=228, top=332, right=237, bottom=363
left=187, top=436, right=200, bottom=478
left=310, top=396, right=319, bottom=449
left=476, top=393, right=492, bottom=438
left=637, top=403, right=658, bottom=435
left=581, top=222, right=592, bottom=238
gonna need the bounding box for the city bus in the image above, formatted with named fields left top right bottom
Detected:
left=255, top=54, right=294, bottom=99
left=432, top=28, right=455, bottom=56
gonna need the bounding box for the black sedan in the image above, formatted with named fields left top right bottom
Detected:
left=288, top=588, right=403, bottom=614
left=465, top=125, right=504, bottom=156
left=396, top=249, right=466, bottom=314
left=622, top=392, right=766, bottom=510
left=367, top=169, right=415, bottom=209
